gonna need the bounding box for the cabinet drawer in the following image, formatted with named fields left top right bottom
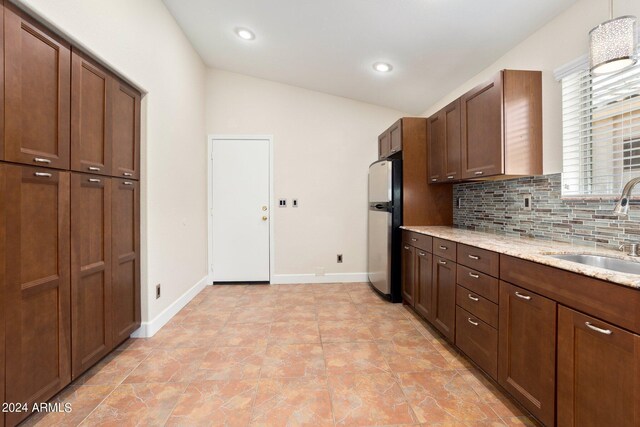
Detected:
left=456, top=306, right=498, bottom=379
left=402, top=230, right=432, bottom=252
left=457, top=244, right=499, bottom=277
left=457, top=265, right=499, bottom=303
left=456, top=285, right=498, bottom=328
left=433, top=238, right=456, bottom=261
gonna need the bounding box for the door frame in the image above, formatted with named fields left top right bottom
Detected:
left=207, top=135, right=275, bottom=284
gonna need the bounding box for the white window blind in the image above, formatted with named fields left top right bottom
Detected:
left=561, top=63, right=640, bottom=197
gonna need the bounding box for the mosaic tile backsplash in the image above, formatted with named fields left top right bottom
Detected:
left=453, top=173, right=640, bottom=250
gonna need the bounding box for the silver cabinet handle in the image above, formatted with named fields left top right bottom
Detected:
left=585, top=322, right=612, bottom=335
left=474, top=171, right=484, bottom=176
left=88, top=178, right=101, bottom=183
left=33, top=157, right=51, bottom=164
left=88, top=166, right=101, bottom=171
left=438, top=260, right=447, bottom=265
left=468, top=318, right=479, bottom=326
left=404, top=245, right=410, bottom=250
left=515, top=291, right=531, bottom=300
left=468, top=294, right=479, bottom=302
left=123, top=172, right=133, bottom=177
left=468, top=254, right=480, bottom=260
left=447, top=176, right=454, bottom=179
left=34, top=172, right=52, bottom=178
left=468, top=272, right=480, bottom=279
left=390, top=149, right=397, bottom=153
left=439, top=245, right=447, bottom=250
left=431, top=178, right=437, bottom=182
left=418, top=252, right=426, bottom=256
left=411, top=238, right=417, bottom=242
left=123, top=181, right=133, bottom=186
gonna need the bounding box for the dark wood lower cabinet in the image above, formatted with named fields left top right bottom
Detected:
left=0, top=167, right=4, bottom=427
left=2, top=164, right=71, bottom=426
left=414, top=249, right=433, bottom=320
left=455, top=306, right=498, bottom=379
left=499, top=281, right=556, bottom=427
left=401, top=243, right=415, bottom=306
left=111, top=178, right=141, bottom=345
left=432, top=256, right=456, bottom=341
left=71, top=173, right=112, bottom=378
left=557, top=306, right=640, bottom=427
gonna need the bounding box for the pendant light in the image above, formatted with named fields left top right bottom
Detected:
left=589, top=0, right=637, bottom=75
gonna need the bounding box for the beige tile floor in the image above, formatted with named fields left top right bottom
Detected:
left=23, top=283, right=539, bottom=427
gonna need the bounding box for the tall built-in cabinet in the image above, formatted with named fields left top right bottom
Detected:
left=0, top=3, right=141, bottom=425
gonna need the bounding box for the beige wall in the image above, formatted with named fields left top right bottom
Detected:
left=206, top=69, right=407, bottom=280
left=18, top=0, right=208, bottom=322
left=421, top=0, right=640, bottom=174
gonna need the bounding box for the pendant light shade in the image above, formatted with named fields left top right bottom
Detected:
left=589, top=3, right=638, bottom=75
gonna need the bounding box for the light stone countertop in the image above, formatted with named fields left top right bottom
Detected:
left=400, top=226, right=640, bottom=290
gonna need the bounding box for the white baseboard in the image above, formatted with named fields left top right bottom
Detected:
left=270, top=272, right=368, bottom=284
left=131, top=275, right=209, bottom=338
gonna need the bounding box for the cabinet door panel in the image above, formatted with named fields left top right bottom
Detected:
left=432, top=256, right=456, bottom=341
left=112, top=179, right=140, bottom=344
left=499, top=281, right=556, bottom=427
left=378, top=130, right=390, bottom=159
left=461, top=72, right=503, bottom=179
left=401, top=244, right=415, bottom=306
left=389, top=119, right=402, bottom=155
left=557, top=306, right=640, bottom=427
left=112, top=79, right=140, bottom=180
left=4, top=3, right=70, bottom=169
left=444, top=99, right=461, bottom=180
left=71, top=173, right=112, bottom=378
left=414, top=250, right=433, bottom=320
left=71, top=51, right=112, bottom=175
left=3, top=165, right=70, bottom=426
left=427, top=112, right=445, bottom=183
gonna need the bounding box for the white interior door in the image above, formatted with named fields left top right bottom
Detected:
left=211, top=139, right=270, bottom=281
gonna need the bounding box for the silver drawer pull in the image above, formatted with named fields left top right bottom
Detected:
left=404, top=245, right=410, bottom=250
left=585, top=322, right=612, bottom=335
left=468, top=254, right=480, bottom=260
left=515, top=291, right=531, bottom=300
left=33, top=157, right=51, bottom=164
left=88, top=166, right=101, bottom=171
left=411, top=238, right=417, bottom=242
left=474, top=171, right=484, bottom=176
left=447, top=176, right=454, bottom=179
left=88, top=178, right=101, bottom=183
left=438, top=260, right=447, bottom=265
left=468, top=294, right=479, bottom=302
left=34, top=172, right=52, bottom=178
left=123, top=172, right=133, bottom=177
left=390, top=149, right=397, bottom=153
left=468, top=318, right=479, bottom=326
left=431, top=178, right=437, bottom=182
left=468, top=272, right=480, bottom=279
left=418, top=252, right=426, bottom=256
left=123, top=181, right=133, bottom=186
left=439, top=245, right=447, bottom=250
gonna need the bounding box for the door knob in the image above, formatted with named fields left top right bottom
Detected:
left=262, top=216, right=268, bottom=221
left=262, top=206, right=268, bottom=211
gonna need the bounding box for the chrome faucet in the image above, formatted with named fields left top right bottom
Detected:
left=613, top=177, right=640, bottom=216
left=620, top=243, right=640, bottom=257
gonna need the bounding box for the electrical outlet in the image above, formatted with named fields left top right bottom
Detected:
left=278, top=199, right=287, bottom=207
left=337, top=254, right=343, bottom=263
left=156, top=284, right=161, bottom=299
left=523, top=194, right=532, bottom=211
left=292, top=199, right=299, bottom=207
left=456, top=197, right=462, bottom=209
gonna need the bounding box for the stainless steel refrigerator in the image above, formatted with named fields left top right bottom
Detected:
left=367, top=159, right=402, bottom=302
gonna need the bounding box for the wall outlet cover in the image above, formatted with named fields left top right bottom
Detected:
left=156, top=284, right=161, bottom=299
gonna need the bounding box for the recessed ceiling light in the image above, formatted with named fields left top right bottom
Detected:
left=235, top=27, right=255, bottom=41
left=373, top=62, right=393, bottom=73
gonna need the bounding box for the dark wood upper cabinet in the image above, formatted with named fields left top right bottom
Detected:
left=427, top=111, right=445, bottom=183
left=444, top=99, right=461, bottom=180
left=2, top=164, right=70, bottom=426
left=389, top=119, right=402, bottom=155
left=401, top=243, right=415, bottom=306
left=4, top=3, right=70, bottom=170
left=461, top=70, right=542, bottom=179
left=378, top=129, right=390, bottom=159
left=499, top=281, right=556, bottom=427
left=71, top=173, right=112, bottom=379
left=71, top=50, right=112, bottom=176
left=414, top=249, right=433, bottom=321
left=432, top=255, right=456, bottom=341
left=557, top=306, right=640, bottom=427
left=111, top=78, right=140, bottom=180
left=112, top=178, right=140, bottom=345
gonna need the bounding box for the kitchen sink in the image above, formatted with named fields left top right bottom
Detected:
left=548, top=254, right=640, bottom=275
